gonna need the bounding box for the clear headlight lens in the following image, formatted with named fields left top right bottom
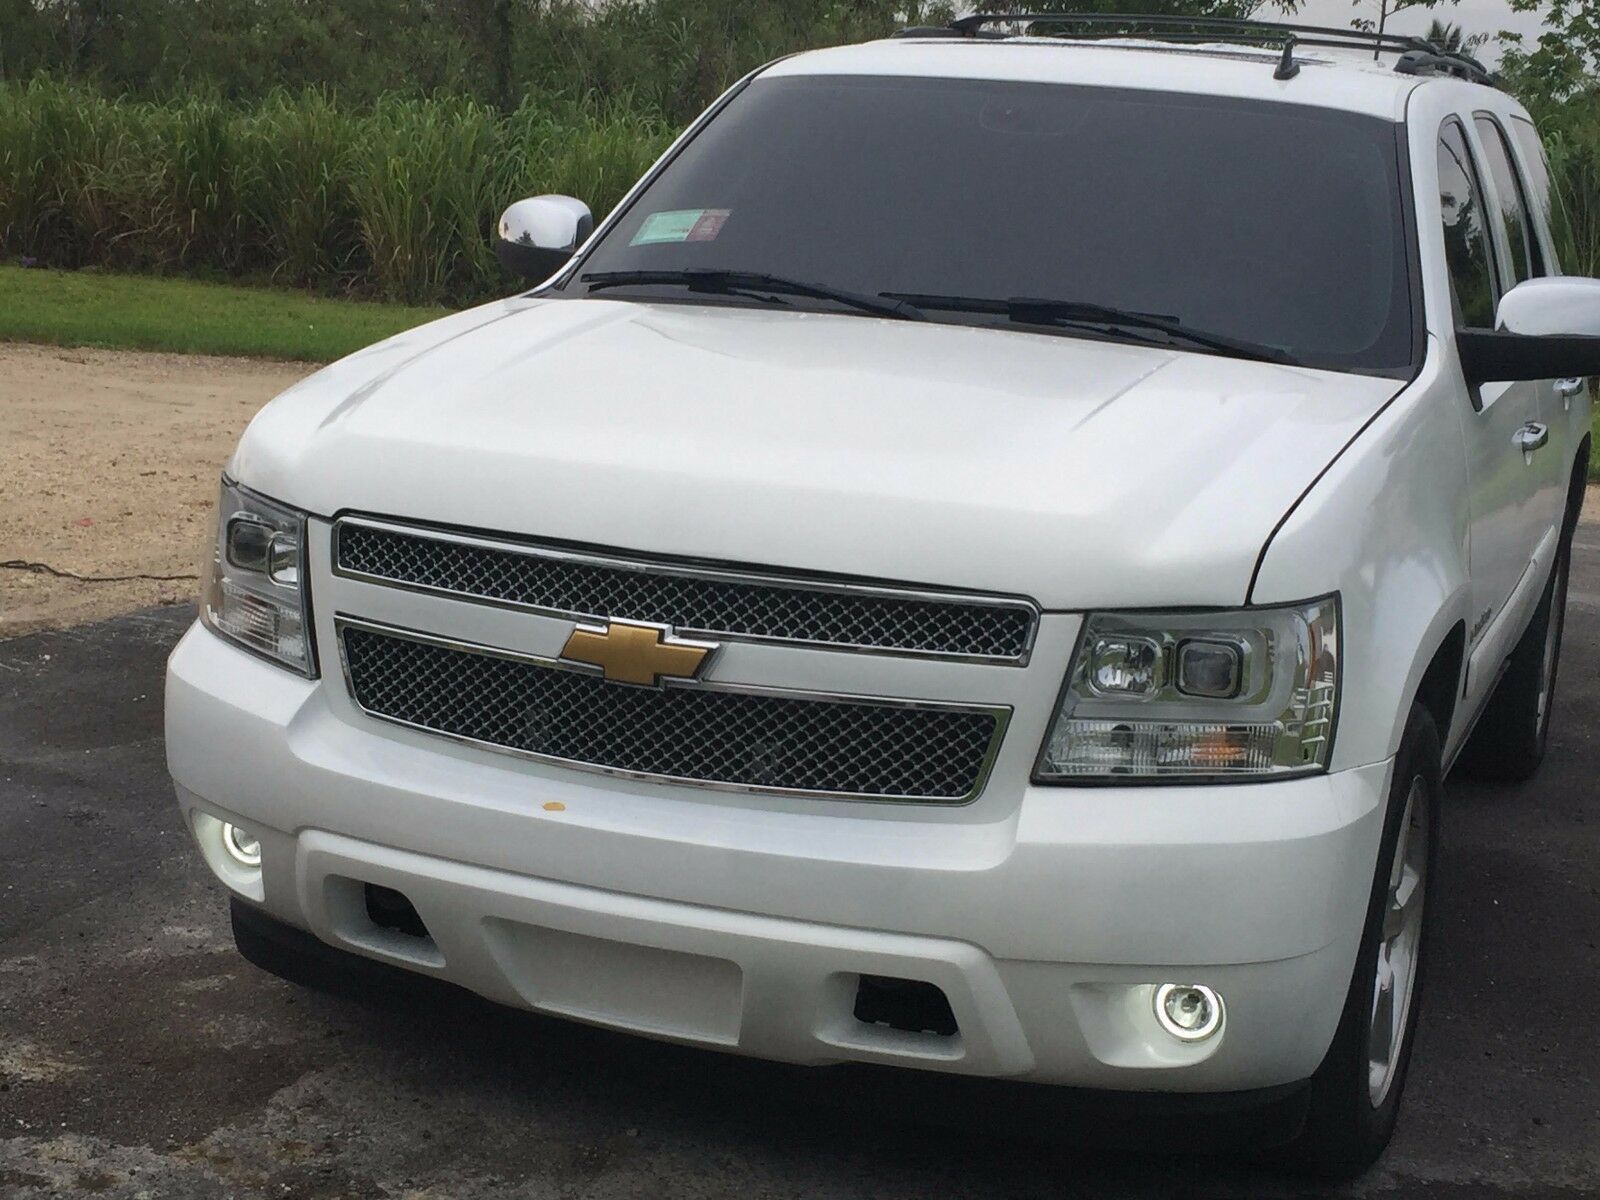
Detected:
left=201, top=477, right=317, bottom=676
left=1036, top=597, right=1338, bottom=782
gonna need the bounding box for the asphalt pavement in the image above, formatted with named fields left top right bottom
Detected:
left=2, top=531, right=1598, bottom=1199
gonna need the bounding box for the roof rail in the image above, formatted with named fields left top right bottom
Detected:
left=1392, top=47, right=1495, bottom=83
left=892, top=12, right=1498, bottom=88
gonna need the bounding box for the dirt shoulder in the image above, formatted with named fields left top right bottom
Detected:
left=1, top=344, right=311, bottom=638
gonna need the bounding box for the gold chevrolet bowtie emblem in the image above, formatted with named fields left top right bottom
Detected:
left=560, top=620, right=716, bottom=687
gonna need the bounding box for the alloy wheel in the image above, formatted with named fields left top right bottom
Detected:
left=1368, top=775, right=1429, bottom=1108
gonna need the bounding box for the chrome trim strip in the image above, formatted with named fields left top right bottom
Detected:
left=330, top=515, right=1041, bottom=666
left=334, top=615, right=1012, bottom=806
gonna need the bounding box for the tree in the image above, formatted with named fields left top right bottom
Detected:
left=445, top=0, right=518, bottom=110
left=1423, top=18, right=1486, bottom=54
left=1500, top=0, right=1600, bottom=106
left=1, top=0, right=1319, bottom=109
left=1351, top=0, right=1451, bottom=56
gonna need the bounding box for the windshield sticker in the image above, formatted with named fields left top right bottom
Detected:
left=631, top=208, right=730, bottom=246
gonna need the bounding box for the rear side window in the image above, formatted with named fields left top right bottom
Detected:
left=1437, top=121, right=1498, bottom=328
left=1474, top=115, right=1541, bottom=281
left=1509, top=116, right=1565, bottom=274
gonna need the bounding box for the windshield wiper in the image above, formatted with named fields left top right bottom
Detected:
left=882, top=292, right=1298, bottom=366
left=581, top=269, right=924, bottom=322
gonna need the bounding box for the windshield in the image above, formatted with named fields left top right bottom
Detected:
left=560, top=74, right=1416, bottom=376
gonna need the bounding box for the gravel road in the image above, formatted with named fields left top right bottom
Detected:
left=0, top=344, right=308, bottom=637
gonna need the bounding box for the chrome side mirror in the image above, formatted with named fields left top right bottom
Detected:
left=1496, top=276, right=1600, bottom=338
left=495, top=195, right=594, bottom=283
left=1459, top=276, right=1600, bottom=385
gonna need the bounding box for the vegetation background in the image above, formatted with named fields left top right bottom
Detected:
left=0, top=0, right=1596, bottom=307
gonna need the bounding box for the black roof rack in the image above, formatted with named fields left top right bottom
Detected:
left=891, top=12, right=1498, bottom=88
left=1391, top=47, right=1496, bottom=83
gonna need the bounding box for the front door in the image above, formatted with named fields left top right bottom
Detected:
left=1437, top=119, right=1545, bottom=702
left=1473, top=113, right=1570, bottom=542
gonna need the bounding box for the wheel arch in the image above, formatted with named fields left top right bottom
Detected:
left=1565, top=433, right=1591, bottom=539
left=1411, top=621, right=1466, bottom=750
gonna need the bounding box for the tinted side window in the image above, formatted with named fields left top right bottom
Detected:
left=1510, top=116, right=1565, bottom=274
left=1475, top=115, right=1540, bottom=281
left=1438, top=122, right=1498, bottom=328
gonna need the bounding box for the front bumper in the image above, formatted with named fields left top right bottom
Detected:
left=167, top=621, right=1392, bottom=1092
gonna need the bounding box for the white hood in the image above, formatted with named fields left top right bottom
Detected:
left=233, top=296, right=1399, bottom=609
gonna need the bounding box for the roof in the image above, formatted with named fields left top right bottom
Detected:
left=763, top=37, right=1434, bottom=121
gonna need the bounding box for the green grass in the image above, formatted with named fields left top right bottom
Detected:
left=1, top=81, right=672, bottom=306
left=1592, top=406, right=1600, bottom=481
left=0, top=266, right=443, bottom=361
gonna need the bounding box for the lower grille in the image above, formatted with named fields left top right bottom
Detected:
left=339, top=623, right=1005, bottom=802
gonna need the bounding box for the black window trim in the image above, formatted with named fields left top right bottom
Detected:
left=1506, top=112, right=1562, bottom=278
left=1437, top=115, right=1504, bottom=414
left=1438, top=115, right=1504, bottom=324
left=1394, top=119, right=1428, bottom=385
left=1472, top=109, right=1544, bottom=287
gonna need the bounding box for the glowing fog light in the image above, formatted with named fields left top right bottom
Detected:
left=1154, top=983, right=1224, bottom=1042
left=221, top=822, right=262, bottom=868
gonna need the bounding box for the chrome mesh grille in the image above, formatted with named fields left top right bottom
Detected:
left=340, top=625, right=1003, bottom=801
left=335, top=520, right=1035, bottom=662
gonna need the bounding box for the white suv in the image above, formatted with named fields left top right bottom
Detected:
left=166, top=16, right=1600, bottom=1175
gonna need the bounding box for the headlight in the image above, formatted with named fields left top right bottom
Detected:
left=201, top=477, right=317, bottom=676
left=1035, top=597, right=1338, bottom=783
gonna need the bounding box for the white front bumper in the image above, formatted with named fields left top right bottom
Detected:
left=167, top=622, right=1391, bottom=1092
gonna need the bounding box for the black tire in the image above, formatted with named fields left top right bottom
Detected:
left=1457, top=542, right=1570, bottom=783
left=1280, top=705, right=1441, bottom=1179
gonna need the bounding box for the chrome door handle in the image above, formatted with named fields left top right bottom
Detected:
left=1555, top=377, right=1585, bottom=398
left=1514, top=421, right=1549, bottom=453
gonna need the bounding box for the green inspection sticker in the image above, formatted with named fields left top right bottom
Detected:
left=631, top=208, right=731, bottom=246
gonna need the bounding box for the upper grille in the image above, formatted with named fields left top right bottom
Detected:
left=334, top=518, right=1037, bottom=663
left=339, top=623, right=1005, bottom=802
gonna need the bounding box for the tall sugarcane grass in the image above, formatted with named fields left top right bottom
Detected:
left=5, top=75, right=1598, bottom=307
left=0, top=79, right=671, bottom=305
left=1545, top=127, right=1600, bottom=280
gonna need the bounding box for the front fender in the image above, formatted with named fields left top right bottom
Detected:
left=1250, top=349, right=1470, bottom=771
